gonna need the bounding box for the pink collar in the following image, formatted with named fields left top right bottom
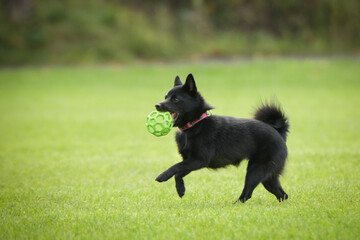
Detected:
left=179, top=112, right=209, bottom=131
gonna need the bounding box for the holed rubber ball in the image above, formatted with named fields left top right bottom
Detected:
left=145, top=111, right=173, bottom=137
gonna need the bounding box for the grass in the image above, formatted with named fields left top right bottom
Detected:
left=0, top=58, right=359, bottom=239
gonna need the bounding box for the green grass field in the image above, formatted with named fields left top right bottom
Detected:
left=1, top=58, right=359, bottom=239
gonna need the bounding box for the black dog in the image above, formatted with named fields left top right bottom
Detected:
left=155, top=74, right=290, bottom=203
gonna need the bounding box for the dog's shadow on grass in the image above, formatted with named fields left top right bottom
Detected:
left=134, top=188, right=292, bottom=211
left=159, top=195, right=289, bottom=211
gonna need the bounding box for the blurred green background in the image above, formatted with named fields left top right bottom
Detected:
left=1, top=0, right=359, bottom=65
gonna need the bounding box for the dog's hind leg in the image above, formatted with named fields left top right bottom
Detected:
left=175, top=171, right=190, bottom=198
left=236, top=158, right=283, bottom=203
left=235, top=162, right=267, bottom=203
left=262, top=175, right=288, bottom=202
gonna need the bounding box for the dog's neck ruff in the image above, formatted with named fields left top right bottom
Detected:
left=179, top=112, right=209, bottom=131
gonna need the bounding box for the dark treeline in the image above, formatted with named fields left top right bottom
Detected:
left=1, top=0, right=359, bottom=64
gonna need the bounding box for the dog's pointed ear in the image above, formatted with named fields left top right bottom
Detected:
left=183, top=73, right=197, bottom=95
left=174, top=76, right=182, bottom=87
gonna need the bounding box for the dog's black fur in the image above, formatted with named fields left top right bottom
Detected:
left=155, top=74, right=290, bottom=203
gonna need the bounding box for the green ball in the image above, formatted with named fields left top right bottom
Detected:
left=145, top=111, right=174, bottom=137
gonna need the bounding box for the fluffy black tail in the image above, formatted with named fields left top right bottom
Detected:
left=254, top=103, right=290, bottom=141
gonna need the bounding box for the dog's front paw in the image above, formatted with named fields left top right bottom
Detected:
left=176, top=179, right=186, bottom=198
left=155, top=172, right=172, bottom=182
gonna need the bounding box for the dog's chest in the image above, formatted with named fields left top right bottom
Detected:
left=176, top=132, right=200, bottom=156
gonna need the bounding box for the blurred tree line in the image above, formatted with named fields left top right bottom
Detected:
left=0, top=0, right=359, bottom=64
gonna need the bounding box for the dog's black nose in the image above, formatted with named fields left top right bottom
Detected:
left=155, top=104, right=160, bottom=110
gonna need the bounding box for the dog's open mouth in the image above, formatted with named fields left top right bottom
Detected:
left=171, top=112, right=179, bottom=122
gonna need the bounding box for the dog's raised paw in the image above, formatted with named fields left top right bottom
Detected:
left=155, top=172, right=171, bottom=182
left=176, top=184, right=185, bottom=198
left=155, top=176, right=164, bottom=182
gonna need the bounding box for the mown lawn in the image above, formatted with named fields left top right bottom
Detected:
left=0, top=58, right=359, bottom=239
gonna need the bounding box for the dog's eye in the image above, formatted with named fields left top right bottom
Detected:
left=172, top=96, right=179, bottom=102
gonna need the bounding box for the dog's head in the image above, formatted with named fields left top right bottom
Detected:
left=155, top=74, right=213, bottom=127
